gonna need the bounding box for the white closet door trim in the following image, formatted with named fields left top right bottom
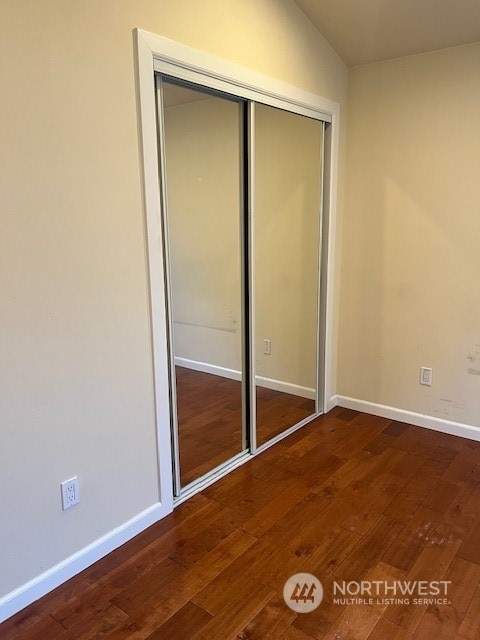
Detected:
left=134, top=30, right=174, bottom=518
left=138, top=30, right=335, bottom=123
left=134, top=29, right=341, bottom=503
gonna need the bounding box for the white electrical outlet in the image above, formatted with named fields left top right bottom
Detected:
left=420, top=367, right=433, bottom=386
left=61, top=477, right=80, bottom=510
left=263, top=339, right=271, bottom=355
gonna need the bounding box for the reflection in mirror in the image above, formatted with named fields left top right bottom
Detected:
left=254, top=104, right=323, bottom=447
left=162, top=81, right=245, bottom=488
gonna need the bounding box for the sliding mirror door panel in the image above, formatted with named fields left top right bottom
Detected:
left=254, top=104, right=323, bottom=447
left=161, top=80, right=246, bottom=490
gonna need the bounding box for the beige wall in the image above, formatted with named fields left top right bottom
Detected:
left=255, top=104, right=322, bottom=390
left=165, top=96, right=243, bottom=371
left=0, top=0, right=347, bottom=601
left=339, top=42, right=480, bottom=427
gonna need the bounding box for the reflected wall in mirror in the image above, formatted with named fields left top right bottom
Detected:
left=254, top=104, right=323, bottom=447
left=162, top=81, right=245, bottom=489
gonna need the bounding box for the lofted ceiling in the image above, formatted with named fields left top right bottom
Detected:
left=294, top=0, right=480, bottom=66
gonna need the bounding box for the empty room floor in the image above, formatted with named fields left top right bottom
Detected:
left=3, top=408, right=480, bottom=640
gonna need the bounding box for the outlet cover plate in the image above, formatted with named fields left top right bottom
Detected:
left=420, top=367, right=433, bottom=386
left=61, top=477, right=80, bottom=510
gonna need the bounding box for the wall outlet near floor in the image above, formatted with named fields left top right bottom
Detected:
left=262, top=339, right=271, bottom=355
left=420, top=367, right=433, bottom=386
left=61, top=477, right=80, bottom=510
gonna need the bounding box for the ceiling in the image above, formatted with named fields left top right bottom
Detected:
left=294, top=0, right=480, bottom=66
left=162, top=83, right=213, bottom=107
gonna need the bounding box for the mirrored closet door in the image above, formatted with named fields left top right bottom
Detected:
left=253, top=104, right=324, bottom=447
left=159, top=79, right=247, bottom=493
left=155, top=73, right=327, bottom=497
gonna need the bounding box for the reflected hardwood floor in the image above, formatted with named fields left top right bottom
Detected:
left=176, top=366, right=315, bottom=486
left=256, top=385, right=315, bottom=447
left=176, top=367, right=243, bottom=486
left=4, top=408, right=480, bottom=639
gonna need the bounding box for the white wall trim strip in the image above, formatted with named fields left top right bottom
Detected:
left=335, top=395, right=480, bottom=441
left=141, top=31, right=336, bottom=122
left=256, top=376, right=316, bottom=401
left=0, top=503, right=166, bottom=624
left=175, top=356, right=241, bottom=381
left=175, top=357, right=315, bottom=399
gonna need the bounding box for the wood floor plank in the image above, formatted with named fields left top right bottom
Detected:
left=335, top=515, right=404, bottom=581
left=457, top=511, right=480, bottom=564
left=192, top=579, right=275, bottom=640
left=240, top=479, right=312, bottom=537
left=192, top=571, right=271, bottom=616
left=143, top=602, right=212, bottom=640
left=55, top=604, right=128, bottom=640
left=168, top=506, right=242, bottom=568
left=111, top=557, right=186, bottom=615
left=389, top=452, right=430, bottom=479
left=230, top=521, right=359, bottom=592
left=316, top=469, right=407, bottom=538
left=328, top=407, right=361, bottom=423
left=7, top=615, right=64, bottom=640
left=333, top=422, right=388, bottom=459
left=237, top=591, right=297, bottom=640
left=391, top=426, right=439, bottom=457
left=382, top=540, right=462, bottom=633
left=442, top=447, right=480, bottom=485
left=411, top=557, right=480, bottom=640
left=383, top=421, right=411, bottom=438
left=292, top=584, right=346, bottom=640
left=380, top=526, right=424, bottom=573
left=363, top=432, right=398, bottom=454
left=457, top=579, right=480, bottom=639
left=322, top=562, right=405, bottom=640
left=100, top=529, right=256, bottom=640
left=421, top=480, right=461, bottom=514
left=312, top=449, right=374, bottom=495
left=366, top=618, right=413, bottom=639
left=278, top=626, right=318, bottom=640
left=383, top=476, right=437, bottom=525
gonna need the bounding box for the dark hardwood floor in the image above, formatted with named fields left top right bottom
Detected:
left=3, top=408, right=480, bottom=639
left=176, top=366, right=315, bottom=486
left=176, top=367, right=243, bottom=486
left=256, top=385, right=315, bottom=447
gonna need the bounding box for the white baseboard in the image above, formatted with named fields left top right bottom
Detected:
left=334, top=395, right=480, bottom=442
left=255, top=375, right=316, bottom=400
left=175, top=356, right=241, bottom=381
left=0, top=502, right=170, bottom=624
left=175, top=357, right=315, bottom=400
